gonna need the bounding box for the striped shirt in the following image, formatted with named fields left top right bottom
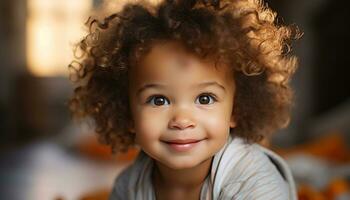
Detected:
left=109, top=135, right=297, bottom=200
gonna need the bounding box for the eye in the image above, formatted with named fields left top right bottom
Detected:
left=195, top=93, right=217, bottom=105
left=147, top=95, right=170, bottom=106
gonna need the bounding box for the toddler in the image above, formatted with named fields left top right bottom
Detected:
left=69, top=0, right=301, bottom=199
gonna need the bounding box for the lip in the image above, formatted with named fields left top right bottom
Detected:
left=163, top=139, right=204, bottom=152
left=165, top=139, right=201, bottom=144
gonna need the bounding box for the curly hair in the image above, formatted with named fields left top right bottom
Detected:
left=68, top=0, right=301, bottom=153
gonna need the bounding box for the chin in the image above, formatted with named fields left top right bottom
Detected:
left=164, top=159, right=199, bottom=170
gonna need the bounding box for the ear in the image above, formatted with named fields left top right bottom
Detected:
left=230, top=114, right=236, bottom=128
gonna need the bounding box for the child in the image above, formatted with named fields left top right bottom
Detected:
left=69, top=0, right=301, bottom=199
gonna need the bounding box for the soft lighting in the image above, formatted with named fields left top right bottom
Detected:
left=26, top=0, right=92, bottom=77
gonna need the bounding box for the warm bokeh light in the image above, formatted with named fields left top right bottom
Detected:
left=97, top=0, right=163, bottom=18
left=26, top=0, right=92, bottom=77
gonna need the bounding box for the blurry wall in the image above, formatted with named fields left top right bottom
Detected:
left=269, top=0, right=350, bottom=145
left=0, top=0, right=27, bottom=149
left=0, top=0, right=94, bottom=150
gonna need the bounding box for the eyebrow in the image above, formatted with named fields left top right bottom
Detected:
left=136, top=81, right=226, bottom=95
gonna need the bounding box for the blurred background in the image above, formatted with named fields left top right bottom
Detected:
left=0, top=0, right=349, bottom=199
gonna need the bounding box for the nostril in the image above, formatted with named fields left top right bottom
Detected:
left=168, top=118, right=195, bottom=130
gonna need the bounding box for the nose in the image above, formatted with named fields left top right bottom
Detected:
left=168, top=108, right=196, bottom=130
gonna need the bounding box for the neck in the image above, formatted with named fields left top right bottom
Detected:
left=152, top=156, right=213, bottom=189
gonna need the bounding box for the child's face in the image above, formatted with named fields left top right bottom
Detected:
left=128, top=41, right=236, bottom=170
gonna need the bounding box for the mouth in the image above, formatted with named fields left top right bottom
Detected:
left=165, top=139, right=202, bottom=144
left=163, top=139, right=205, bottom=152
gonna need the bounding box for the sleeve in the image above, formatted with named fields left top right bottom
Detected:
left=109, top=166, right=133, bottom=200
left=218, top=145, right=291, bottom=200
left=226, top=171, right=290, bottom=200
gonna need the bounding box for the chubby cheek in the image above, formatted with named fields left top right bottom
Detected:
left=133, top=108, right=166, bottom=145
left=197, top=108, right=231, bottom=142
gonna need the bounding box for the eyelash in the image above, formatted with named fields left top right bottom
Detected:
left=146, top=93, right=218, bottom=106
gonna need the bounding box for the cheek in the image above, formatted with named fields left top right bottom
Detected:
left=133, top=108, right=166, bottom=142
left=197, top=108, right=231, bottom=137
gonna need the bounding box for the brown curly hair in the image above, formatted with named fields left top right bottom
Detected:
left=68, top=0, right=301, bottom=153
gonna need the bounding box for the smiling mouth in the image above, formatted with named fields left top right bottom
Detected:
left=163, top=139, right=204, bottom=152
left=165, top=139, right=202, bottom=144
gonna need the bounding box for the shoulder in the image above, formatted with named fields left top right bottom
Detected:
left=109, top=165, right=133, bottom=200
left=215, top=137, right=296, bottom=200
left=109, top=150, right=154, bottom=200
left=252, top=144, right=298, bottom=199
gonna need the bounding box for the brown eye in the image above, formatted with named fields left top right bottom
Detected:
left=148, top=95, right=170, bottom=106
left=196, top=94, right=216, bottom=105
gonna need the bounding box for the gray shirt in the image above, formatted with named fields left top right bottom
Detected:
left=109, top=135, right=297, bottom=200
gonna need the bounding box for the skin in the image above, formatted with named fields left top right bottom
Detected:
left=128, top=41, right=236, bottom=200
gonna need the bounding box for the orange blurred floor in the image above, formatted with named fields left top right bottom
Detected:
left=0, top=140, right=130, bottom=200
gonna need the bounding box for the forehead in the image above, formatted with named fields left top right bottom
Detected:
left=130, top=41, right=233, bottom=85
